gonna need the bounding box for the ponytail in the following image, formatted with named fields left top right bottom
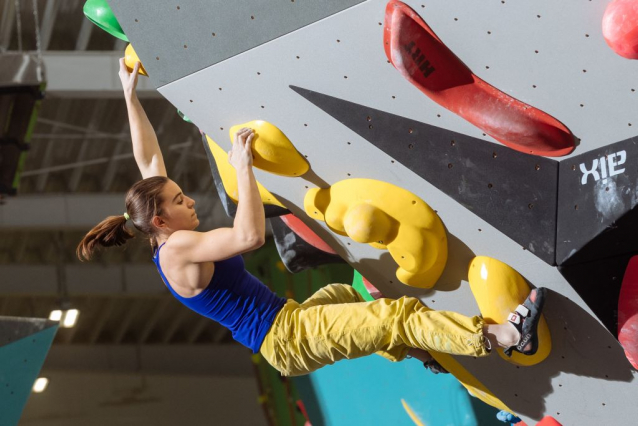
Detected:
left=78, top=176, right=168, bottom=261
left=77, top=215, right=134, bottom=261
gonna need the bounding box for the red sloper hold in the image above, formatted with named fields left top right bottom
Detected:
left=517, top=416, right=563, bottom=426
left=383, top=0, right=575, bottom=157
left=280, top=214, right=338, bottom=255
left=362, top=276, right=384, bottom=299
left=618, top=255, right=638, bottom=369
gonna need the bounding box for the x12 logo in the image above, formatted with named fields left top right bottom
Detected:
left=579, top=150, right=626, bottom=185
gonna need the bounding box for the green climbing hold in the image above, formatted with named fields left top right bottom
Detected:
left=83, top=0, right=129, bottom=42
left=177, top=109, right=192, bottom=124
left=352, top=270, right=375, bottom=302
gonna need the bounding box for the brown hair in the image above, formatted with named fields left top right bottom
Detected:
left=77, top=176, right=169, bottom=261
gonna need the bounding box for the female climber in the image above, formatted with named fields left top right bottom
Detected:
left=76, top=59, right=547, bottom=377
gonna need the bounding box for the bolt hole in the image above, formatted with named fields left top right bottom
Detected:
left=535, top=164, right=540, bottom=171
left=492, top=152, right=497, bottom=158
left=488, top=183, right=493, bottom=189
left=447, top=163, right=453, bottom=169
left=408, top=144, right=414, bottom=149
left=528, top=203, right=534, bottom=209
left=450, top=140, right=455, bottom=146
left=574, top=205, right=578, bottom=210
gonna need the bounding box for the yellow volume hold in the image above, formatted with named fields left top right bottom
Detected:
left=304, top=178, right=447, bottom=288
left=124, top=44, right=148, bottom=76
left=468, top=256, right=552, bottom=366
left=429, top=352, right=515, bottom=414
left=229, top=120, right=309, bottom=177
left=205, top=135, right=286, bottom=209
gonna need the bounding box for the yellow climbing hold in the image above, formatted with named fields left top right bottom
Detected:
left=124, top=44, right=148, bottom=76
left=429, top=352, right=515, bottom=414
left=229, top=120, right=309, bottom=177
left=468, top=256, right=552, bottom=366
left=304, top=178, right=447, bottom=288
left=401, top=399, right=426, bottom=426
left=205, top=135, right=286, bottom=209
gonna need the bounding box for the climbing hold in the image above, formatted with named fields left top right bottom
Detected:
left=177, top=109, right=192, bottom=123
left=280, top=214, right=337, bottom=255
left=124, top=44, right=148, bottom=76
left=204, top=135, right=286, bottom=209
left=401, top=399, right=426, bottom=426
left=352, top=270, right=384, bottom=301
left=428, top=352, right=514, bottom=414
left=83, top=0, right=129, bottom=42
left=468, top=256, right=551, bottom=366
left=383, top=0, right=575, bottom=157
left=270, top=214, right=344, bottom=273
left=618, top=255, right=638, bottom=369
left=603, top=0, right=638, bottom=59
left=305, top=178, right=447, bottom=288
left=496, top=410, right=521, bottom=424
left=229, top=121, right=309, bottom=177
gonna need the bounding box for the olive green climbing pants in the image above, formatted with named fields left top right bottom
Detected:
left=260, top=284, right=489, bottom=376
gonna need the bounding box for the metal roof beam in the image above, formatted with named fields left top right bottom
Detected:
left=42, top=51, right=159, bottom=98
left=42, top=344, right=253, bottom=377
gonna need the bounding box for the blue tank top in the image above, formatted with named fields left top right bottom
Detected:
left=152, top=243, right=286, bottom=353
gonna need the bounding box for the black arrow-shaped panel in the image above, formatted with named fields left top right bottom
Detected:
left=291, top=85, right=559, bottom=265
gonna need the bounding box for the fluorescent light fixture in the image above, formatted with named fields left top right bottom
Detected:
left=62, top=309, right=79, bottom=328
left=49, top=308, right=80, bottom=328
left=49, top=310, right=62, bottom=321
left=32, top=377, right=49, bottom=393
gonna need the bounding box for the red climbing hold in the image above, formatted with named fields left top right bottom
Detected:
left=280, top=214, right=337, bottom=255
left=618, top=255, right=638, bottom=369
left=517, top=416, right=562, bottom=426
left=383, top=0, right=575, bottom=157
left=603, top=0, right=638, bottom=59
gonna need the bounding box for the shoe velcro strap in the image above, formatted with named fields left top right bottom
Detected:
left=507, top=312, right=521, bottom=325
left=514, top=304, right=530, bottom=318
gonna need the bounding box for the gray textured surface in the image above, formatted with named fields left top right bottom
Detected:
left=115, top=0, right=638, bottom=423
left=0, top=316, right=56, bottom=348
left=107, top=0, right=365, bottom=87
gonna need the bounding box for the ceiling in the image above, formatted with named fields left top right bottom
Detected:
left=0, top=0, right=238, bottom=351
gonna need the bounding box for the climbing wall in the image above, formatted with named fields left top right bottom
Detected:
left=0, top=317, right=58, bottom=425
left=107, top=0, right=638, bottom=424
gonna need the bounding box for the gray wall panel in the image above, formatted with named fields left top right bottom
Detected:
left=108, top=0, right=365, bottom=87
left=116, top=0, right=638, bottom=423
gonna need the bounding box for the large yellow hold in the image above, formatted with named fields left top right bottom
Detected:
left=304, top=178, right=447, bottom=288
left=468, top=256, right=552, bottom=366
left=229, top=121, right=309, bottom=177
left=204, top=135, right=285, bottom=208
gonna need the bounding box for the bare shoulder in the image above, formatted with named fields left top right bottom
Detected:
left=162, top=230, right=202, bottom=262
